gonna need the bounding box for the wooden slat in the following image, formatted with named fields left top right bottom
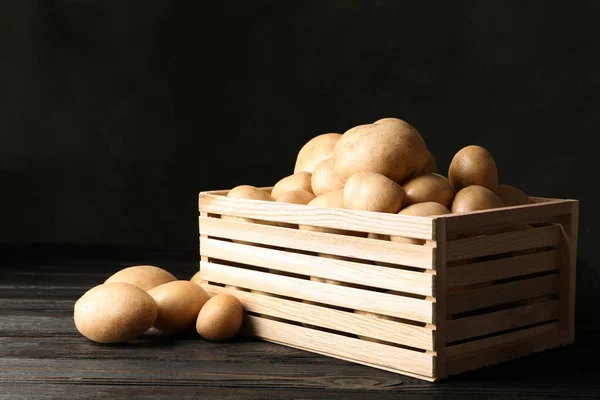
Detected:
left=200, top=237, right=434, bottom=296
left=447, top=250, right=562, bottom=288
left=200, top=261, right=434, bottom=323
left=433, top=218, right=447, bottom=379
left=559, top=201, right=578, bottom=345
left=442, top=199, right=573, bottom=236
left=199, top=192, right=434, bottom=239
left=242, top=315, right=434, bottom=378
left=446, top=323, right=560, bottom=375
left=446, top=300, right=559, bottom=342
left=203, top=284, right=434, bottom=350
left=199, top=216, right=435, bottom=269
left=447, top=274, right=560, bottom=315
left=446, top=225, right=561, bottom=262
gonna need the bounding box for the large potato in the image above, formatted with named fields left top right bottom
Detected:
left=448, top=145, right=498, bottom=193
left=343, top=172, right=404, bottom=213
left=333, top=121, right=428, bottom=183
left=402, top=173, right=454, bottom=208
left=294, top=133, right=342, bottom=174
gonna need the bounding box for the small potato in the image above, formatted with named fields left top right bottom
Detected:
left=448, top=145, right=498, bottom=192
left=496, top=184, right=533, bottom=206
left=402, top=173, right=454, bottom=208
left=74, top=282, right=157, bottom=343
left=343, top=172, right=405, bottom=213
left=451, top=185, right=504, bottom=214
left=271, top=172, right=313, bottom=199
left=196, top=293, right=244, bottom=341
left=275, top=189, right=316, bottom=205
left=190, top=271, right=204, bottom=286
left=105, top=265, right=177, bottom=291
left=311, top=157, right=345, bottom=196
left=392, top=202, right=450, bottom=245
left=334, top=122, right=428, bottom=183
left=148, top=281, right=210, bottom=334
left=294, top=133, right=342, bottom=174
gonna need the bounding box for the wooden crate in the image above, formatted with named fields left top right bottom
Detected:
left=197, top=188, right=578, bottom=382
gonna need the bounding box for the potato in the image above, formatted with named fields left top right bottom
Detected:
left=402, top=173, right=454, bottom=208
left=74, top=283, right=157, bottom=343
left=496, top=184, right=533, bottom=206
left=196, top=293, right=244, bottom=341
left=343, top=172, right=405, bottom=213
left=451, top=185, right=504, bottom=214
left=271, top=172, right=313, bottom=199
left=105, top=265, right=177, bottom=291
left=275, top=190, right=316, bottom=205
left=391, top=202, right=450, bottom=244
left=448, top=145, right=498, bottom=192
left=294, top=133, right=342, bottom=174
left=148, top=281, right=210, bottom=334
left=311, top=157, right=345, bottom=196
left=333, top=121, right=429, bottom=183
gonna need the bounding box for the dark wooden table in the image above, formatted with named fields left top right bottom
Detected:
left=2, top=245, right=599, bottom=399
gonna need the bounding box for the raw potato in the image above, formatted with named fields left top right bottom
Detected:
left=148, top=281, right=210, bottom=334
left=391, top=202, right=450, bottom=244
left=311, top=157, right=345, bottom=196
left=222, top=185, right=281, bottom=244
left=402, top=173, right=454, bottom=208
left=496, top=184, right=533, bottom=206
left=294, top=133, right=342, bottom=174
left=74, top=282, right=157, bottom=343
left=275, top=189, right=316, bottom=205
left=299, top=190, right=364, bottom=237
left=190, top=271, right=203, bottom=286
left=271, top=172, right=313, bottom=199
left=451, top=185, right=504, bottom=214
left=333, top=122, right=429, bottom=183
left=196, top=293, right=244, bottom=341
left=105, top=265, right=177, bottom=291
left=448, top=145, right=498, bottom=192
left=343, top=172, right=405, bottom=214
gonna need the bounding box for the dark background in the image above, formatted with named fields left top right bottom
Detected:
left=1, top=1, right=597, bottom=270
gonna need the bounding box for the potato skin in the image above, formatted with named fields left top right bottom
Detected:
left=402, top=173, right=454, bottom=208
left=496, top=184, right=532, bottom=206
left=271, top=172, right=313, bottom=199
left=343, top=172, right=405, bottom=213
left=294, top=133, right=342, bottom=174
left=450, top=185, right=504, bottom=214
left=448, top=145, right=498, bottom=193
left=333, top=122, right=428, bottom=183
left=311, top=158, right=345, bottom=196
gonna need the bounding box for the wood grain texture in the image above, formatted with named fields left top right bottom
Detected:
left=443, top=199, right=574, bottom=236
left=432, top=217, right=447, bottom=379
left=447, top=250, right=562, bottom=288
left=447, top=274, right=560, bottom=314
left=200, top=261, right=434, bottom=323
left=199, top=216, right=435, bottom=268
left=199, top=192, right=435, bottom=239
left=446, top=300, right=559, bottom=342
left=446, top=224, right=561, bottom=262
left=200, top=237, right=434, bottom=296
left=0, top=245, right=597, bottom=399
left=202, top=284, right=434, bottom=350
left=242, top=315, right=435, bottom=378
left=559, top=201, right=578, bottom=345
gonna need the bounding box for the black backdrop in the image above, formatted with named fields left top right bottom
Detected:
left=1, top=1, right=597, bottom=270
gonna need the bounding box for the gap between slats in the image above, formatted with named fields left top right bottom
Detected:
left=200, top=261, right=434, bottom=324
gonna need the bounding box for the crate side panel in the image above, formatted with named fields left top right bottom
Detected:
left=201, top=261, right=434, bottom=324
left=203, top=284, right=434, bottom=350
left=242, top=315, right=435, bottom=378
left=201, top=237, right=434, bottom=296
left=199, top=193, right=435, bottom=239
left=199, top=216, right=435, bottom=269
